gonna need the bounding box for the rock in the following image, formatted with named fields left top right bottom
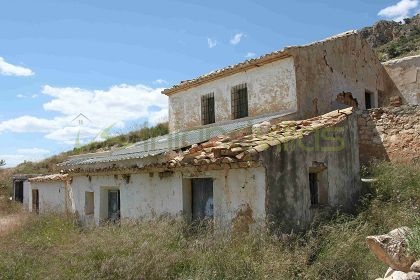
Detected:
left=407, top=272, right=420, bottom=280
left=366, top=227, right=416, bottom=272
left=376, top=268, right=407, bottom=280
left=411, top=261, right=420, bottom=273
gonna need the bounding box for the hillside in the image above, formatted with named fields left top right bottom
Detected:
left=360, top=14, right=420, bottom=61
left=0, top=123, right=168, bottom=193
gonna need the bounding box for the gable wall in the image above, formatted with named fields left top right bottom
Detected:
left=261, top=114, right=361, bottom=232
left=288, top=33, right=401, bottom=119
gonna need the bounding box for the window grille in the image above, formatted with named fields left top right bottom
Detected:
left=231, top=83, right=248, bottom=119
left=201, top=93, right=215, bottom=125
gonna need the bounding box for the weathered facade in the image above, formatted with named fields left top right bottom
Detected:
left=383, top=55, right=419, bottom=105
left=163, top=31, right=401, bottom=133
left=13, top=31, right=382, bottom=233
left=55, top=107, right=360, bottom=232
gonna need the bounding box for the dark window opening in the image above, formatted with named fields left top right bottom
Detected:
left=32, top=189, right=39, bottom=214
left=201, top=93, right=215, bottom=125
left=191, top=178, right=214, bottom=221
left=365, top=90, right=373, bottom=109
left=309, top=173, right=318, bottom=205
left=14, top=181, right=24, bottom=203
left=231, top=83, right=248, bottom=119
left=108, top=190, right=120, bottom=223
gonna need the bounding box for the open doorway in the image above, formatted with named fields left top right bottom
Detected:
left=191, top=178, right=214, bottom=221
left=32, top=189, right=39, bottom=214
left=14, top=181, right=24, bottom=203
left=107, top=190, right=120, bottom=223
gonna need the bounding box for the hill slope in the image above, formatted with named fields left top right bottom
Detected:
left=360, top=14, right=420, bottom=61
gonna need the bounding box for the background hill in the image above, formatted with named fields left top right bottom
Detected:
left=360, top=14, right=420, bottom=61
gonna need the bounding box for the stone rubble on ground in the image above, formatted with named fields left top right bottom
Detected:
left=368, top=227, right=419, bottom=280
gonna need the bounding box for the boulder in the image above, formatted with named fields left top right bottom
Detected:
left=411, top=261, right=420, bottom=273
left=406, top=272, right=420, bottom=280
left=367, top=227, right=416, bottom=272
left=376, top=268, right=407, bottom=280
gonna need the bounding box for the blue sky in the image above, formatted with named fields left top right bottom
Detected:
left=0, top=0, right=418, bottom=167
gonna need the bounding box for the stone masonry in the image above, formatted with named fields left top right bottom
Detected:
left=357, top=105, right=420, bottom=164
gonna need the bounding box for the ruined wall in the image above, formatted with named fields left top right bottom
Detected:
left=260, top=114, right=361, bottom=232
left=168, top=57, right=297, bottom=132
left=383, top=55, right=419, bottom=105
left=29, top=181, right=67, bottom=213
left=70, top=167, right=266, bottom=229
left=358, top=105, right=420, bottom=164
left=288, top=32, right=401, bottom=119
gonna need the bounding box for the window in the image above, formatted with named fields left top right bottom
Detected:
left=85, top=191, right=94, bottom=215
left=201, top=93, right=215, bottom=125
left=365, top=90, right=373, bottom=109
left=309, top=172, right=319, bottom=205
left=231, top=83, right=248, bottom=119
left=309, top=164, right=329, bottom=206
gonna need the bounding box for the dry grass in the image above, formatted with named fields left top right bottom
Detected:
left=0, top=162, right=418, bottom=280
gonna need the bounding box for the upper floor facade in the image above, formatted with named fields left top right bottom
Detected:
left=162, top=31, right=402, bottom=133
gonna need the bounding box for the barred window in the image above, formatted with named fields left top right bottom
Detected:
left=231, top=83, right=248, bottom=119
left=201, top=93, right=215, bottom=125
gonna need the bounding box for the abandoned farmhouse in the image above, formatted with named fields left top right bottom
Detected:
left=12, top=31, right=419, bottom=232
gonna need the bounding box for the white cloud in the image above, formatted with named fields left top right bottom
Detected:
left=230, top=33, right=245, bottom=45
left=378, top=0, right=418, bottom=21
left=0, top=148, right=50, bottom=167
left=16, top=93, right=38, bottom=99
left=207, top=38, right=217, bottom=48
left=0, top=84, right=168, bottom=145
left=153, top=79, right=167, bottom=85
left=16, top=148, right=50, bottom=155
left=0, top=57, right=34, bottom=76
left=245, top=52, right=256, bottom=58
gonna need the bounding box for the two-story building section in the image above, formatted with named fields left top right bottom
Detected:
left=163, top=31, right=401, bottom=133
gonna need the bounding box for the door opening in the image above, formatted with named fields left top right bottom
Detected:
left=32, top=189, right=39, bottom=214
left=191, top=178, right=214, bottom=221
left=108, top=190, right=120, bottom=222
left=14, top=181, right=24, bottom=203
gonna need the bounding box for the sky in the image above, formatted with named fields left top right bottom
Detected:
left=0, top=0, right=418, bottom=167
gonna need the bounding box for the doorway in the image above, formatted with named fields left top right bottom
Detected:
left=191, top=178, right=214, bottom=221
left=32, top=189, right=39, bottom=214
left=108, top=190, right=120, bottom=222
left=14, top=181, right=24, bottom=203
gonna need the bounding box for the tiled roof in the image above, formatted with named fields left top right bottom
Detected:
left=60, top=108, right=353, bottom=173
left=167, top=107, right=353, bottom=168
left=59, top=111, right=293, bottom=168
left=162, top=31, right=357, bottom=95
left=29, top=174, right=69, bottom=183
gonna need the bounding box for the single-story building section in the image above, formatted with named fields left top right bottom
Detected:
left=52, top=107, right=360, bottom=232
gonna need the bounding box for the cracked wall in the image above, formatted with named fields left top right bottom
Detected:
left=287, top=33, right=402, bottom=119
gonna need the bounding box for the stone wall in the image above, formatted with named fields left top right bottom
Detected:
left=358, top=105, right=420, bottom=164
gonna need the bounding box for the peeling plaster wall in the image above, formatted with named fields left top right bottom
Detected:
left=168, top=57, right=297, bottom=132
left=260, top=114, right=361, bottom=232
left=70, top=167, right=266, bottom=228
left=30, top=181, right=66, bottom=213
left=288, top=33, right=401, bottom=119
left=383, top=55, right=419, bottom=105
